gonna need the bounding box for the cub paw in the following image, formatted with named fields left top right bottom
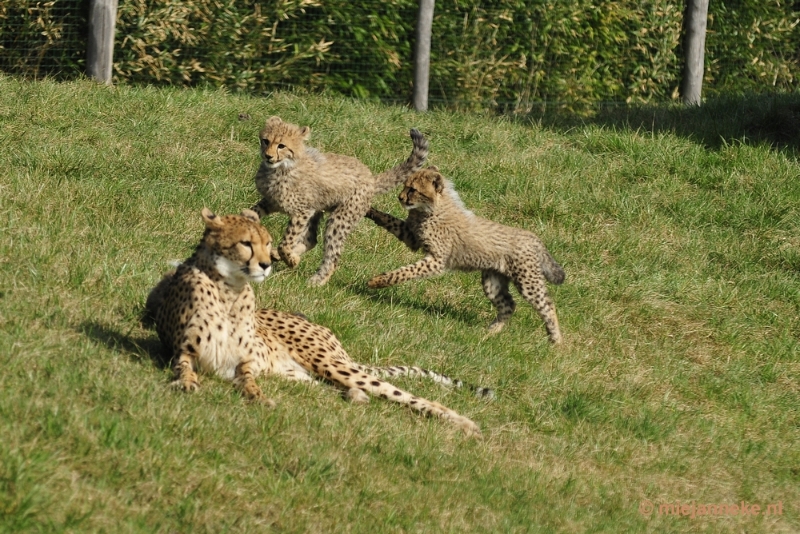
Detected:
left=308, top=272, right=331, bottom=287
left=279, top=249, right=301, bottom=268
left=487, top=321, right=506, bottom=334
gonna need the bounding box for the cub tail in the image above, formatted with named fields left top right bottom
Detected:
left=374, top=128, right=428, bottom=194
left=541, top=251, right=565, bottom=285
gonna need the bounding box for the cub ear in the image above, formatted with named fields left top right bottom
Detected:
left=267, top=115, right=282, bottom=126
left=430, top=171, right=445, bottom=194
left=201, top=207, right=224, bottom=230
left=298, top=126, right=311, bottom=140
left=240, top=209, right=260, bottom=223
left=427, top=165, right=439, bottom=172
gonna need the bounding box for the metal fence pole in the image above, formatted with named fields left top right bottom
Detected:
left=681, top=0, right=709, bottom=106
left=413, top=0, right=434, bottom=111
left=87, top=0, right=118, bottom=84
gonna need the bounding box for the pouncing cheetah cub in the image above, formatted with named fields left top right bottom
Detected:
left=366, top=167, right=565, bottom=343
left=145, top=208, right=487, bottom=436
left=251, top=116, right=428, bottom=286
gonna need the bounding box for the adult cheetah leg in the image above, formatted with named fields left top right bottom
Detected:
left=232, top=359, right=277, bottom=406
left=171, top=351, right=200, bottom=392
left=279, top=209, right=318, bottom=268
left=309, top=198, right=368, bottom=286
left=481, top=270, right=517, bottom=334
left=367, top=256, right=445, bottom=289
left=512, top=273, right=562, bottom=344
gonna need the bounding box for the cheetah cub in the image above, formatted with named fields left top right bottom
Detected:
left=251, top=116, right=428, bottom=286
left=146, top=208, right=486, bottom=436
left=366, top=167, right=565, bottom=343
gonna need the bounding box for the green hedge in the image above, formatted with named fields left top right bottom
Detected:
left=2, top=1, right=799, bottom=107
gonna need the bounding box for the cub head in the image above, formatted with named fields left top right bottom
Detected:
left=258, top=116, right=310, bottom=169
left=201, top=208, right=272, bottom=284
left=398, top=166, right=445, bottom=211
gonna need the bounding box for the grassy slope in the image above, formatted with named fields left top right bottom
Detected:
left=0, top=77, right=797, bottom=533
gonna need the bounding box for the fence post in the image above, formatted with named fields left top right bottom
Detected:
left=87, top=0, right=118, bottom=84
left=681, top=0, right=709, bottom=106
left=413, top=0, right=435, bottom=111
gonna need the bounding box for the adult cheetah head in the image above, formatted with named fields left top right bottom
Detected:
left=258, top=116, right=310, bottom=169
left=201, top=208, right=273, bottom=284
left=398, top=166, right=444, bottom=212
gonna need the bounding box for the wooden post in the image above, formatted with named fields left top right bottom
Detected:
left=87, top=0, right=118, bottom=84
left=681, top=0, right=709, bottom=106
left=413, top=0, right=435, bottom=111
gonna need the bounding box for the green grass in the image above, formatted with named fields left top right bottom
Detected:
left=0, top=76, right=798, bottom=533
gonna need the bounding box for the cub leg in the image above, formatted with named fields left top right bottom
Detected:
left=171, top=351, right=200, bottom=392
left=368, top=256, right=445, bottom=289
left=365, top=208, right=421, bottom=250
left=481, top=270, right=516, bottom=334
left=292, top=211, right=323, bottom=257
left=279, top=209, right=319, bottom=267
left=309, top=197, right=369, bottom=287
left=512, top=271, right=562, bottom=344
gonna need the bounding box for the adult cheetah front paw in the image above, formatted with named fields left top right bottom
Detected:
left=367, top=275, right=390, bottom=289
left=171, top=376, right=200, bottom=392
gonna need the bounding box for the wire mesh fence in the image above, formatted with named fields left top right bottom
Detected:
left=0, top=0, right=87, bottom=80
left=2, top=1, right=799, bottom=112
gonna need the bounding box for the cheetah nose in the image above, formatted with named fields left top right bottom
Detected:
left=259, top=262, right=270, bottom=270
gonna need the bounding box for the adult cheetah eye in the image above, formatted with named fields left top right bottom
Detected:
left=277, top=143, right=286, bottom=149
left=241, top=241, right=252, bottom=247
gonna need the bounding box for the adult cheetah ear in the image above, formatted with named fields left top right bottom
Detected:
left=201, top=207, right=225, bottom=230
left=299, top=125, right=311, bottom=140
left=240, top=209, right=260, bottom=223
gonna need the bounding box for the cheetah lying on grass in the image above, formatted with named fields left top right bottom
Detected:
left=145, top=208, right=488, bottom=436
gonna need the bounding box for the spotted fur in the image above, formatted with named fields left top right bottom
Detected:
left=146, top=208, right=483, bottom=436
left=366, top=167, right=565, bottom=343
left=251, top=116, right=428, bottom=286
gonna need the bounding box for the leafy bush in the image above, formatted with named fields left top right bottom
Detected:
left=2, top=0, right=799, bottom=107
left=0, top=0, right=87, bottom=79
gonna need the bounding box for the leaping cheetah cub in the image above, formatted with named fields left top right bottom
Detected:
left=366, top=167, right=565, bottom=343
left=146, top=208, right=486, bottom=436
left=251, top=116, right=428, bottom=286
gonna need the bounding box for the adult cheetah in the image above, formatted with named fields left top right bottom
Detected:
left=145, top=208, right=487, bottom=436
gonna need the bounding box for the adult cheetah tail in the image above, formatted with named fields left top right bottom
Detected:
left=541, top=251, right=565, bottom=285
left=373, top=128, right=429, bottom=194
left=367, top=365, right=495, bottom=400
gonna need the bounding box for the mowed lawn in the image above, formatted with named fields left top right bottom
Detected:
left=0, top=76, right=797, bottom=533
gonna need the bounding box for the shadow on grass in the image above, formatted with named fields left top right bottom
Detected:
left=78, top=320, right=171, bottom=369
left=531, top=93, right=800, bottom=153
left=345, top=281, right=484, bottom=327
